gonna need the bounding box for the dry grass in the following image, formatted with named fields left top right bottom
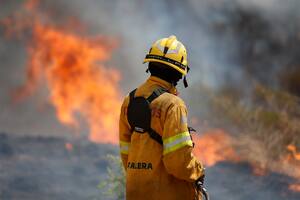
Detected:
left=190, top=82, right=300, bottom=178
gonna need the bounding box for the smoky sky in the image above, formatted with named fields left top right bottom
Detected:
left=0, top=0, right=299, bottom=137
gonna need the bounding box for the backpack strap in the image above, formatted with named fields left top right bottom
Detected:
left=145, top=87, right=167, bottom=145
left=146, top=87, right=167, bottom=103
left=148, top=129, right=163, bottom=145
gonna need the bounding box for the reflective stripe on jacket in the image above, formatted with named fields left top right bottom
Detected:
left=119, top=76, right=204, bottom=200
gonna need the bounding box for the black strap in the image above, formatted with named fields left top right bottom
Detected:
left=148, top=128, right=163, bottom=145
left=146, top=87, right=167, bottom=103
left=129, top=87, right=166, bottom=103
left=146, top=87, right=166, bottom=145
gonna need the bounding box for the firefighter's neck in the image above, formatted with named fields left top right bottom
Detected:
left=150, top=74, right=180, bottom=87
left=149, top=75, right=178, bottom=95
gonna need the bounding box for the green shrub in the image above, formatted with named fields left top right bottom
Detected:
left=98, top=155, right=125, bottom=200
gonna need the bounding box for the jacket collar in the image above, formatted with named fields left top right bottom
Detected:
left=147, top=76, right=177, bottom=95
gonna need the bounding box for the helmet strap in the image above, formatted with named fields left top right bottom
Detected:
left=183, top=76, right=188, bottom=88
left=146, top=68, right=149, bottom=73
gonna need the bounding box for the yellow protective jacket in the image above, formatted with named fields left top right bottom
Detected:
left=119, top=76, right=205, bottom=200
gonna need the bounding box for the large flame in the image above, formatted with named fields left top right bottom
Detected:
left=1, top=0, right=121, bottom=144
left=193, top=129, right=240, bottom=167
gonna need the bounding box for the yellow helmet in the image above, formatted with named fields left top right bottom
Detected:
left=143, top=35, right=189, bottom=75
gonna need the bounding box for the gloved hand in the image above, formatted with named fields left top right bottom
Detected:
left=188, top=127, right=196, bottom=147
left=195, top=174, right=205, bottom=190
left=188, top=126, right=196, bottom=133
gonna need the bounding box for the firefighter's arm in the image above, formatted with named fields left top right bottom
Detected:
left=162, top=103, right=205, bottom=182
left=119, top=96, right=131, bottom=171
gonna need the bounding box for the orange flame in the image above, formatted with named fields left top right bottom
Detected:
left=287, top=144, right=300, bottom=161
left=289, top=183, right=300, bottom=192
left=193, top=129, right=240, bottom=167
left=2, top=0, right=121, bottom=144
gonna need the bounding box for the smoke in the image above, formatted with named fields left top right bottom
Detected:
left=0, top=0, right=299, bottom=137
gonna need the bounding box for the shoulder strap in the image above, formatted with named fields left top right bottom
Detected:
left=148, top=129, right=163, bottom=145
left=146, top=87, right=167, bottom=145
left=146, top=87, right=167, bottom=103
left=129, top=87, right=166, bottom=103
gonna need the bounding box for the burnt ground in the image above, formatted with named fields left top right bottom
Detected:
left=0, top=132, right=117, bottom=200
left=0, top=132, right=299, bottom=200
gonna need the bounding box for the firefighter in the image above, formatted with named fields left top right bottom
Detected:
left=119, top=35, right=205, bottom=200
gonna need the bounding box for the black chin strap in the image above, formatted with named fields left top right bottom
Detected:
left=183, top=76, right=188, bottom=88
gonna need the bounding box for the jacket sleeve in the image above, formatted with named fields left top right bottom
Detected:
left=119, top=96, right=131, bottom=171
left=162, top=102, right=205, bottom=182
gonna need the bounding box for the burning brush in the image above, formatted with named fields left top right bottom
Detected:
left=1, top=0, right=122, bottom=144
